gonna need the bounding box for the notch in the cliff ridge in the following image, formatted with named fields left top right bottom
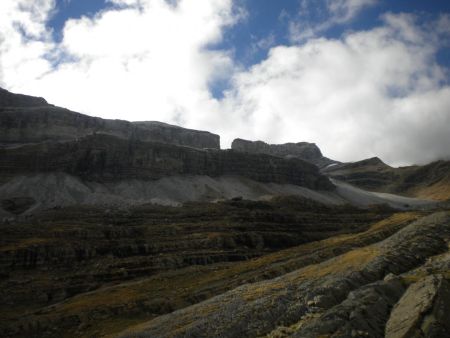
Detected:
left=0, top=87, right=49, bottom=108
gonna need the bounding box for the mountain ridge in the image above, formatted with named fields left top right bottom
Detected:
left=231, top=138, right=339, bottom=169
left=0, top=88, right=220, bottom=149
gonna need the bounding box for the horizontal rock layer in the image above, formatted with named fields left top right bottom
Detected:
left=0, top=134, right=334, bottom=190
left=0, top=199, right=394, bottom=338
left=118, top=212, right=450, bottom=338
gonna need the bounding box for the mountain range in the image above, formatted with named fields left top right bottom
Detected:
left=0, top=87, right=449, bottom=338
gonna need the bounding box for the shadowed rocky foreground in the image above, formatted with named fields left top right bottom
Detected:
left=1, top=201, right=450, bottom=337
left=118, top=211, right=450, bottom=338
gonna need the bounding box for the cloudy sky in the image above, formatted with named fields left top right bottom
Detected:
left=1, top=0, right=449, bottom=166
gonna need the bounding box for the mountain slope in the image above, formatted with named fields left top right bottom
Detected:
left=325, top=158, right=450, bottom=201
left=0, top=88, right=339, bottom=215
left=0, top=88, right=449, bottom=338
left=118, top=212, right=450, bottom=338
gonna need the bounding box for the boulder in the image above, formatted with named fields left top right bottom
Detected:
left=385, top=274, right=450, bottom=338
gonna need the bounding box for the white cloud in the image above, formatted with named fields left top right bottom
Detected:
left=0, top=0, right=55, bottom=88
left=1, top=0, right=238, bottom=126
left=0, top=1, right=450, bottom=166
left=326, top=0, right=377, bottom=23
left=290, top=0, right=378, bottom=42
left=218, top=13, right=450, bottom=166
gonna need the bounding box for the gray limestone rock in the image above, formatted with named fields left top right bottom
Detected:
left=385, top=274, right=450, bottom=338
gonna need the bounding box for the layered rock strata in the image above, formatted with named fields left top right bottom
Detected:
left=0, top=198, right=391, bottom=337
left=118, top=212, right=450, bottom=338
left=231, top=138, right=338, bottom=169
left=0, top=133, right=333, bottom=190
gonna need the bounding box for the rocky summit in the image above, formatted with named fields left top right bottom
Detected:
left=0, top=88, right=450, bottom=338
left=232, top=138, right=339, bottom=169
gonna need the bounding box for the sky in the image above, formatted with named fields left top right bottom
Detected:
left=0, top=0, right=449, bottom=166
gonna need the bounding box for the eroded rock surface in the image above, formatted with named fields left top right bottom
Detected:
left=118, top=212, right=450, bottom=338
left=0, top=198, right=393, bottom=338
left=386, top=274, right=450, bottom=338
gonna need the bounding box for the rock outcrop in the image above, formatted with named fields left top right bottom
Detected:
left=231, top=138, right=338, bottom=169
left=386, top=274, right=450, bottom=338
left=0, top=198, right=393, bottom=338
left=117, top=212, right=450, bottom=338
left=0, top=196, right=448, bottom=337
left=0, top=133, right=333, bottom=190
left=0, top=88, right=220, bottom=149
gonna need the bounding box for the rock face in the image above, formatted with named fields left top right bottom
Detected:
left=231, top=138, right=338, bottom=169
left=0, top=133, right=333, bottom=190
left=386, top=274, right=450, bottom=338
left=0, top=88, right=220, bottom=149
left=0, top=87, right=334, bottom=212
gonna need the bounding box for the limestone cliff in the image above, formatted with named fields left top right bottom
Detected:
left=0, top=133, right=333, bottom=190
left=231, top=138, right=338, bottom=169
left=0, top=88, right=220, bottom=149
